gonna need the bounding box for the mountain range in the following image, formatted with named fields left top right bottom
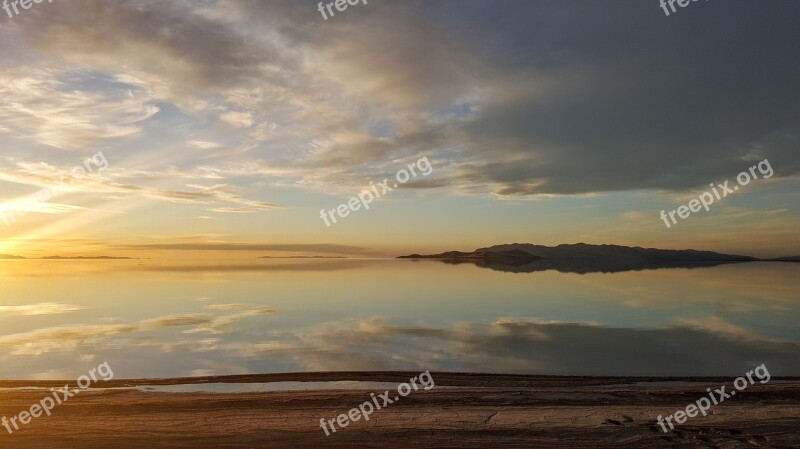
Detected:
left=399, top=243, right=796, bottom=274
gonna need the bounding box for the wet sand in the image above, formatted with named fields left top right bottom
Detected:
left=1, top=372, right=799, bottom=448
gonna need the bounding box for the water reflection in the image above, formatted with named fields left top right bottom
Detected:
left=431, top=257, right=747, bottom=274
left=0, top=260, right=797, bottom=379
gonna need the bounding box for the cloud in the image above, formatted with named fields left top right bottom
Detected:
left=220, top=111, right=255, bottom=128
left=0, top=161, right=282, bottom=214
left=206, top=303, right=250, bottom=311
left=12, top=1, right=272, bottom=109
left=187, top=140, right=222, bottom=150
left=115, top=242, right=367, bottom=254
left=0, top=306, right=277, bottom=356
left=230, top=316, right=800, bottom=376
left=5, top=312, right=797, bottom=376
left=145, top=184, right=282, bottom=211
left=234, top=0, right=800, bottom=196
left=0, top=0, right=797, bottom=222
left=139, top=314, right=212, bottom=329
left=0, top=324, right=137, bottom=355
left=0, top=69, right=159, bottom=150
left=676, top=316, right=765, bottom=341
left=184, top=307, right=278, bottom=334
left=0, top=303, right=84, bottom=316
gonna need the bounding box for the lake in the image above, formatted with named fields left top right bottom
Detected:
left=1, top=259, right=797, bottom=379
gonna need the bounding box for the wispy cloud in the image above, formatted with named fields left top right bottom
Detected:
left=0, top=0, right=797, bottom=255
left=115, top=242, right=367, bottom=253
left=0, top=306, right=278, bottom=355
left=0, top=69, right=158, bottom=150
left=0, top=303, right=84, bottom=316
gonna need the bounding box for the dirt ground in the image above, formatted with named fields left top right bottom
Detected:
left=1, top=372, right=799, bottom=448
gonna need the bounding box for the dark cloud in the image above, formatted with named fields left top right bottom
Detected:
left=245, top=317, right=800, bottom=376
left=6, top=0, right=799, bottom=195
left=254, top=0, right=800, bottom=194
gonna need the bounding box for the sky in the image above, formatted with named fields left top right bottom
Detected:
left=0, top=0, right=798, bottom=259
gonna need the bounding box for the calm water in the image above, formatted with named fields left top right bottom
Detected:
left=1, top=259, right=798, bottom=379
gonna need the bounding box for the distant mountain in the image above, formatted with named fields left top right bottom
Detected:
left=398, top=243, right=758, bottom=274
left=399, top=249, right=541, bottom=265
left=258, top=256, right=347, bottom=259
left=40, top=256, right=133, bottom=260
left=771, top=256, right=800, bottom=262
left=476, top=243, right=757, bottom=262
left=0, top=255, right=133, bottom=260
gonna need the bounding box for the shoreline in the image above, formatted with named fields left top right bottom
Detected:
left=4, top=371, right=800, bottom=389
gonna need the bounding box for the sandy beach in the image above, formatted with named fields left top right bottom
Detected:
left=1, top=372, right=799, bottom=448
